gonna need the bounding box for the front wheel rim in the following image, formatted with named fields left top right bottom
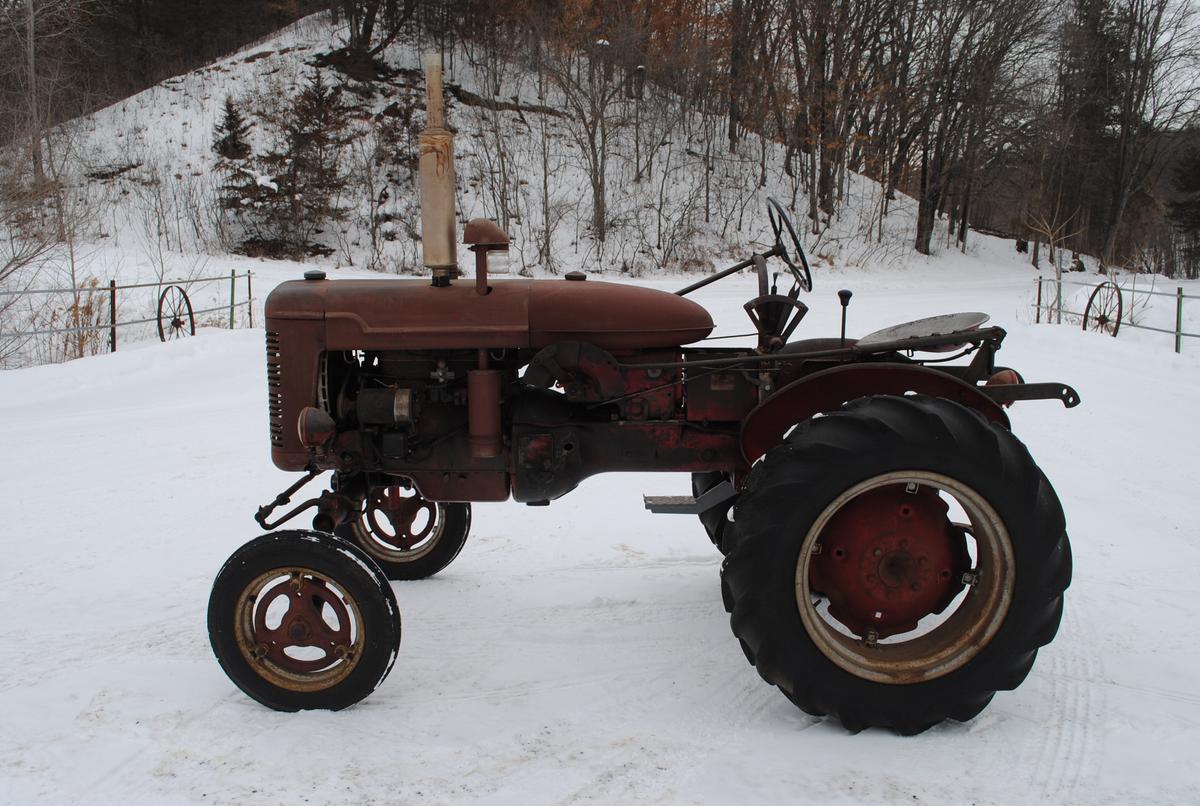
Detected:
left=795, top=471, right=1014, bottom=684
left=233, top=566, right=366, bottom=692
left=353, top=486, right=446, bottom=563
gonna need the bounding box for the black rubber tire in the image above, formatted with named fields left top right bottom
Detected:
left=336, top=501, right=472, bottom=581
left=721, top=395, right=1071, bottom=734
left=208, top=530, right=401, bottom=711
left=692, top=472, right=735, bottom=554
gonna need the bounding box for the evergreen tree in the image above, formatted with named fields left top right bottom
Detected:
left=221, top=71, right=352, bottom=257
left=213, top=96, right=252, bottom=160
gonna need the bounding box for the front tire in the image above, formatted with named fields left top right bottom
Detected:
left=721, top=395, right=1071, bottom=734
left=208, top=530, right=401, bottom=711
left=335, top=485, right=472, bottom=581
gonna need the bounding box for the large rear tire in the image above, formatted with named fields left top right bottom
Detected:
left=721, top=395, right=1071, bottom=734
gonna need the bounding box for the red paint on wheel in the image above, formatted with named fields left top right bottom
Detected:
left=808, top=484, right=970, bottom=638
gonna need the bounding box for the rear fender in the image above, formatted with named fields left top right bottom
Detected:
left=740, top=363, right=1009, bottom=463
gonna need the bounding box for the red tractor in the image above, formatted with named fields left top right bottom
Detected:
left=207, top=60, right=1076, bottom=734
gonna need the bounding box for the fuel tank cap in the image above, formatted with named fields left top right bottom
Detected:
left=565, top=270, right=587, bottom=281
left=304, top=269, right=327, bottom=281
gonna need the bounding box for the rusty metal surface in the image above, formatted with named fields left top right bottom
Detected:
left=795, top=471, right=1016, bottom=685
left=463, top=218, right=510, bottom=246
left=235, top=567, right=364, bottom=692
left=405, top=470, right=510, bottom=502
left=253, top=576, right=352, bottom=672
left=529, top=280, right=712, bottom=348
left=808, top=484, right=969, bottom=639
left=980, top=381, right=1081, bottom=408
left=523, top=341, right=625, bottom=400
left=267, top=322, right=326, bottom=471
left=511, top=421, right=741, bottom=503
left=468, top=369, right=502, bottom=458
left=611, top=350, right=682, bottom=420
left=773, top=337, right=862, bottom=388
left=683, top=349, right=759, bottom=423
left=740, top=364, right=1010, bottom=463
left=265, top=279, right=713, bottom=352
left=366, top=486, right=438, bottom=550
left=262, top=271, right=1048, bottom=516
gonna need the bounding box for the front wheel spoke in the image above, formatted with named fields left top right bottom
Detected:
left=311, top=619, right=349, bottom=648
left=398, top=501, right=436, bottom=545
left=383, top=509, right=417, bottom=549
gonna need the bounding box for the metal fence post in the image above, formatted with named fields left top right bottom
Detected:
left=229, top=270, right=236, bottom=329
left=1177, top=287, right=1184, bottom=354
left=1056, top=273, right=1063, bottom=324
left=109, top=280, right=117, bottom=352
left=246, top=271, right=254, bottom=328
left=1035, top=276, right=1042, bottom=324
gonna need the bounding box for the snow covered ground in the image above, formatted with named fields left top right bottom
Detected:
left=2, top=238, right=1199, bottom=805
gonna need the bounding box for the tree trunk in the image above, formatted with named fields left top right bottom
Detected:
left=914, top=137, right=933, bottom=254
left=727, top=0, right=745, bottom=153
left=958, top=177, right=971, bottom=253
left=26, top=0, right=43, bottom=183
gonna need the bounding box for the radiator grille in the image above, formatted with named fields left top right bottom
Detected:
left=266, top=330, right=283, bottom=448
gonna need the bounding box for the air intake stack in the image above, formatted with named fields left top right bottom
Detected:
left=419, top=52, right=457, bottom=286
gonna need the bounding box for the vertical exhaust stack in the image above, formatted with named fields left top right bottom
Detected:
left=419, top=52, right=457, bottom=286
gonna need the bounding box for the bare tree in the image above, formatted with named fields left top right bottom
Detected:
left=0, top=1, right=100, bottom=182
left=1099, top=0, right=1200, bottom=263
left=332, top=0, right=415, bottom=59
left=542, top=45, right=626, bottom=243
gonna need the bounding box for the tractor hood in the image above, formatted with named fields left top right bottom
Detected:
left=265, top=277, right=714, bottom=351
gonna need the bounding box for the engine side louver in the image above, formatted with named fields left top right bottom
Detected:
left=266, top=330, right=283, bottom=448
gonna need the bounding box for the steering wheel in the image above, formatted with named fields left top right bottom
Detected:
left=766, top=197, right=813, bottom=293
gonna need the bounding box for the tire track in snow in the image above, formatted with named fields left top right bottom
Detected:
left=71, top=690, right=242, bottom=802
left=1031, top=600, right=1104, bottom=802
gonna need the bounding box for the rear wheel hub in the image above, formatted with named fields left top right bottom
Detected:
left=809, top=484, right=970, bottom=638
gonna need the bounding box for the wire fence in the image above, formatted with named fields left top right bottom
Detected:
left=1033, top=275, right=1199, bottom=353
left=0, top=270, right=254, bottom=356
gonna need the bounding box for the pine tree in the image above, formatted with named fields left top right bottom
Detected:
left=268, top=70, right=352, bottom=250
left=221, top=71, right=352, bottom=257
left=213, top=96, right=252, bottom=161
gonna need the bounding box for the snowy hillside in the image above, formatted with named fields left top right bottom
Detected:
left=2, top=251, right=1199, bottom=803
left=64, top=12, right=958, bottom=280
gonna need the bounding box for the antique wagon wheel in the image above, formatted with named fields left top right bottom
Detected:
left=1082, top=281, right=1122, bottom=337
left=157, top=285, right=195, bottom=341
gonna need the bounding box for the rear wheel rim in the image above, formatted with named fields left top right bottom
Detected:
left=795, top=471, right=1014, bottom=684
